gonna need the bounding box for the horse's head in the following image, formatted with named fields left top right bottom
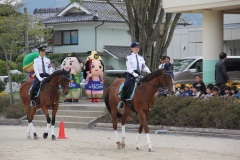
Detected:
left=142, top=69, right=173, bottom=95
left=60, top=68, right=71, bottom=95
left=162, top=71, right=174, bottom=95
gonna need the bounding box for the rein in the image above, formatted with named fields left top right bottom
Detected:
left=138, top=73, right=171, bottom=110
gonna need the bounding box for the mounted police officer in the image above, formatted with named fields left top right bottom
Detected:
left=29, top=45, right=53, bottom=107
left=117, top=42, right=151, bottom=109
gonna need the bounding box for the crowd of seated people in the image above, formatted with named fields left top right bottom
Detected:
left=173, top=83, right=240, bottom=102
left=156, top=74, right=240, bottom=103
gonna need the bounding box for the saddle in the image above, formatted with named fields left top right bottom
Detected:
left=118, top=76, right=142, bottom=101
left=29, top=81, right=42, bottom=100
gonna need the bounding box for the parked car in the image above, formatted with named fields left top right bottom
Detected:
left=104, top=70, right=127, bottom=78
left=173, top=56, right=240, bottom=84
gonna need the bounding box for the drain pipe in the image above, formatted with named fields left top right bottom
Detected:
left=95, top=21, right=104, bottom=51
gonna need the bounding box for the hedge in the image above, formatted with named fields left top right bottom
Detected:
left=150, top=96, right=240, bottom=129
left=100, top=76, right=240, bottom=129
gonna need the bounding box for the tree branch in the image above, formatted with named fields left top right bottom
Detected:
left=106, top=0, right=129, bottom=26
left=162, top=13, right=181, bottom=54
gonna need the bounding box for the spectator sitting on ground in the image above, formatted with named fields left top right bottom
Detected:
left=191, top=86, right=201, bottom=98
left=236, top=88, right=240, bottom=99
left=207, top=83, right=214, bottom=91
left=222, top=86, right=231, bottom=99
left=174, top=83, right=181, bottom=96
left=192, top=75, right=206, bottom=95
left=212, top=87, right=220, bottom=97
left=219, top=85, right=226, bottom=96
left=230, top=86, right=237, bottom=97
left=204, top=87, right=213, bottom=100
left=184, top=84, right=192, bottom=96
left=178, top=86, right=188, bottom=97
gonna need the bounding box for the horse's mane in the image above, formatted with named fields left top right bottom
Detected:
left=141, top=69, right=163, bottom=82
left=44, top=70, right=63, bottom=83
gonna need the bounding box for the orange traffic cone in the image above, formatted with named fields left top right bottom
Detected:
left=58, top=121, right=67, bottom=139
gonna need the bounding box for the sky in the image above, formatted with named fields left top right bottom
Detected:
left=20, top=0, right=202, bottom=25
left=22, top=0, right=69, bottom=13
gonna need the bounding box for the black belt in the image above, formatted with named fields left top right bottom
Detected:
left=40, top=73, right=49, bottom=78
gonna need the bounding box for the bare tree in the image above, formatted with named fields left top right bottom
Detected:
left=106, top=0, right=182, bottom=70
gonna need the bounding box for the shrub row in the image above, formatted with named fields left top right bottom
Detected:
left=150, top=96, right=240, bottom=129
left=100, top=77, right=240, bottom=129
left=0, top=96, right=25, bottom=119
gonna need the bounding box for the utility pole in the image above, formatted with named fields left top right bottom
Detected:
left=24, top=7, right=29, bottom=54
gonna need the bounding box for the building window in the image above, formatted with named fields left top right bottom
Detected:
left=62, top=30, right=78, bottom=45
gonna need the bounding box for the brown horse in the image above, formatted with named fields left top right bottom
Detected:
left=104, top=69, right=173, bottom=151
left=20, top=69, right=70, bottom=140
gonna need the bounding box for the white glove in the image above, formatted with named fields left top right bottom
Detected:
left=132, top=72, right=139, bottom=78
left=39, top=77, right=43, bottom=81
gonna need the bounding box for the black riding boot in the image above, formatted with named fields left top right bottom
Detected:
left=29, top=87, right=36, bottom=107
left=117, top=91, right=126, bottom=109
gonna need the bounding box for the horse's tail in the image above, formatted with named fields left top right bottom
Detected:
left=104, top=90, right=122, bottom=119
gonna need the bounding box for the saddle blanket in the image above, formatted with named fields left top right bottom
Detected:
left=118, top=82, right=137, bottom=101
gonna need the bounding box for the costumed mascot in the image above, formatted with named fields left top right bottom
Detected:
left=84, top=51, right=104, bottom=102
left=22, top=52, right=39, bottom=79
left=61, top=53, right=82, bottom=102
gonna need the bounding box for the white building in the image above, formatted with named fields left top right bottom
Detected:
left=163, top=0, right=240, bottom=84
left=167, top=14, right=240, bottom=60
left=34, top=1, right=188, bottom=70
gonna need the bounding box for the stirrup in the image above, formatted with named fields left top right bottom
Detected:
left=117, top=101, right=125, bottom=109
left=30, top=100, right=36, bottom=108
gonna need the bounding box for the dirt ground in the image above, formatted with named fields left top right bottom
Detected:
left=0, top=125, right=240, bottom=160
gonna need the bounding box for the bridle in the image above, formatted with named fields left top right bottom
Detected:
left=59, top=75, right=70, bottom=94
left=142, top=73, right=172, bottom=92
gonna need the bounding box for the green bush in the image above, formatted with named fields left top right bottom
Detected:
left=150, top=96, right=240, bottom=129
left=0, top=96, right=25, bottom=119
left=5, top=100, right=25, bottom=119
left=0, top=60, right=7, bottom=75
left=0, top=96, right=10, bottom=114
left=0, top=79, right=6, bottom=92
left=11, top=73, right=26, bottom=83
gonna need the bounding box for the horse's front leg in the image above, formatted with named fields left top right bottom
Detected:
left=42, top=107, right=51, bottom=139
left=120, top=108, right=130, bottom=149
left=43, top=114, right=51, bottom=139
left=138, top=110, right=153, bottom=152
left=28, top=108, right=38, bottom=139
left=111, top=107, right=120, bottom=149
left=136, top=124, right=143, bottom=150
left=51, top=104, right=59, bottom=140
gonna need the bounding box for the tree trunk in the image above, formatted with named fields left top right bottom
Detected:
left=107, top=0, right=182, bottom=71
left=6, top=61, right=13, bottom=106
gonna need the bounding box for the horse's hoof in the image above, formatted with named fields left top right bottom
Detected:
left=52, top=135, right=56, bottom=141
left=33, top=133, right=38, bottom=140
left=121, top=143, right=125, bottom=149
left=43, top=133, right=48, bottom=139
left=136, top=147, right=140, bottom=150
left=116, top=142, right=121, bottom=149
left=27, top=134, right=31, bottom=139
left=148, top=148, right=154, bottom=152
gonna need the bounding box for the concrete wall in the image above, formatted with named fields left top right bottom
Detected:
left=167, top=24, right=240, bottom=60
left=163, top=0, right=240, bottom=13
left=52, top=22, right=131, bottom=54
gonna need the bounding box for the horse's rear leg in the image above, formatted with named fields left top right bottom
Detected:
left=138, top=110, right=153, bottom=152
